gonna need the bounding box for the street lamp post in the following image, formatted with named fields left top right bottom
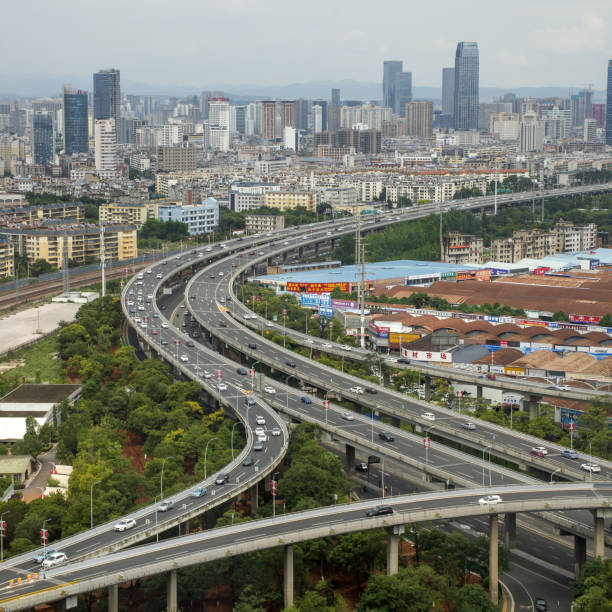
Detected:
left=204, top=437, right=218, bottom=479
left=0, top=510, right=10, bottom=562
left=42, top=517, right=52, bottom=575
left=550, top=468, right=561, bottom=484
left=231, top=422, right=243, bottom=460
left=589, top=439, right=594, bottom=482
left=90, top=480, right=102, bottom=529
left=272, top=471, right=280, bottom=518
left=160, top=456, right=173, bottom=500
left=489, top=435, right=496, bottom=486
left=482, top=446, right=491, bottom=487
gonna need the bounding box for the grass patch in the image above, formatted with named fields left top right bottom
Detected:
left=1, top=333, right=65, bottom=388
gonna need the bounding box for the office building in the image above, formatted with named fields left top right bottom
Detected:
left=519, top=112, right=544, bottom=152
left=395, top=72, right=413, bottom=118
left=296, top=99, right=310, bottom=130
left=490, top=112, right=520, bottom=140
left=606, top=60, right=612, bottom=145
left=312, top=100, right=328, bottom=131
left=570, top=90, right=593, bottom=129
left=331, top=88, right=341, bottom=106
left=591, top=103, right=606, bottom=129
left=234, top=105, right=247, bottom=134
left=453, top=42, right=479, bottom=130
left=157, top=198, right=218, bottom=236
left=280, top=101, right=296, bottom=130
left=208, top=97, right=230, bottom=151
left=94, top=118, right=117, bottom=175
left=405, top=101, right=433, bottom=137
left=62, top=86, right=88, bottom=155
left=312, top=105, right=323, bottom=133
left=261, top=101, right=276, bottom=140
left=584, top=118, right=597, bottom=143
left=383, top=61, right=403, bottom=113
left=442, top=67, right=455, bottom=116
left=156, top=145, right=197, bottom=172
left=93, top=68, right=120, bottom=137
left=32, top=112, right=54, bottom=166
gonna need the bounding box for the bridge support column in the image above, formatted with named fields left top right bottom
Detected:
left=345, top=444, right=355, bottom=470
left=476, top=385, right=483, bottom=400
left=386, top=526, right=403, bottom=575
left=504, top=512, right=516, bottom=549
left=390, top=416, right=400, bottom=428
left=489, top=514, right=499, bottom=605
left=178, top=520, right=189, bottom=536
left=574, top=535, right=587, bottom=577
left=167, top=569, right=178, bottom=612
left=284, top=544, right=294, bottom=609
left=108, top=584, right=119, bottom=612
left=424, top=376, right=432, bottom=401
left=593, top=514, right=605, bottom=559
left=250, top=482, right=259, bottom=514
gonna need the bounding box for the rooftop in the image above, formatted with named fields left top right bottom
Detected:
left=0, top=384, right=81, bottom=404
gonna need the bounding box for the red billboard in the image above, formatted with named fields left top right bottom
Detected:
left=569, top=314, right=601, bottom=324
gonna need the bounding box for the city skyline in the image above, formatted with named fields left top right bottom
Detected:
left=2, top=1, right=611, bottom=90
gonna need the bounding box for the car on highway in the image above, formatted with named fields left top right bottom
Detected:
left=487, top=374, right=496, bottom=380
left=217, top=383, right=228, bottom=391
left=581, top=463, right=601, bottom=473
left=562, top=449, right=579, bottom=460
left=114, top=518, right=136, bottom=531
left=356, top=462, right=368, bottom=472
left=322, top=343, right=332, bottom=348
left=42, top=551, right=68, bottom=570
left=341, top=345, right=352, bottom=351
left=286, top=360, right=297, bottom=368
left=161, top=322, right=168, bottom=328
left=379, top=431, right=395, bottom=442
left=365, top=387, right=377, bottom=394
left=253, top=441, right=264, bottom=451
left=256, top=416, right=266, bottom=425
left=33, top=549, right=58, bottom=563
left=190, top=486, right=207, bottom=498
left=156, top=273, right=162, bottom=279
left=397, top=358, right=411, bottom=364
left=461, top=422, right=476, bottom=430
left=342, top=412, right=355, bottom=421
left=535, top=598, right=548, bottom=611
left=186, top=341, right=195, bottom=347
left=236, top=367, right=247, bottom=375
left=365, top=505, right=393, bottom=517
left=350, top=386, right=364, bottom=394
left=478, top=494, right=502, bottom=505
left=301, top=396, right=312, bottom=404
left=264, top=386, right=276, bottom=394
left=157, top=500, right=174, bottom=512
left=530, top=448, right=546, bottom=458
left=180, top=355, right=189, bottom=362
left=271, top=427, right=281, bottom=436
left=242, top=457, right=254, bottom=467
left=556, top=385, right=571, bottom=391
left=254, top=426, right=265, bottom=436
left=421, top=412, right=436, bottom=421
left=248, top=343, right=257, bottom=349
left=203, top=370, right=213, bottom=379
left=209, top=274, right=215, bottom=279
left=532, top=446, right=548, bottom=456
left=257, top=434, right=268, bottom=443
left=215, top=473, right=230, bottom=485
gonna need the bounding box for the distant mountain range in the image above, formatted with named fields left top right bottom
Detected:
left=0, top=74, right=605, bottom=103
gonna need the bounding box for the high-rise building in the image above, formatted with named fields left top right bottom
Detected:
left=519, top=112, right=544, bottom=152
left=453, top=42, right=479, bottom=130
left=405, top=101, right=433, bottom=137
left=32, top=112, right=54, bottom=166
left=261, top=101, right=276, bottom=140
left=234, top=105, right=247, bottom=134
left=94, top=118, right=117, bottom=174
left=606, top=60, right=612, bottom=145
left=208, top=97, right=230, bottom=151
left=312, top=105, right=323, bottom=133
left=312, top=100, right=328, bottom=131
left=280, top=101, right=296, bottom=130
left=591, top=103, right=606, bottom=129
left=331, top=88, right=341, bottom=106
left=395, top=72, right=412, bottom=118
left=442, top=67, right=455, bottom=116
left=93, top=69, right=120, bottom=138
left=62, top=85, right=88, bottom=155
left=383, top=61, right=403, bottom=112
left=570, top=90, right=593, bottom=129
left=296, top=99, right=310, bottom=130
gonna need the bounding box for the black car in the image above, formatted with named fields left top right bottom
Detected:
left=365, top=387, right=378, bottom=394
left=379, top=431, right=394, bottom=442
left=355, top=462, right=368, bottom=473
left=186, top=341, right=195, bottom=347
left=535, top=599, right=547, bottom=612
left=219, top=321, right=227, bottom=328
left=397, top=358, right=411, bottom=364
left=248, top=343, right=257, bottom=350
left=366, top=505, right=393, bottom=517
left=286, top=361, right=297, bottom=368
left=236, top=367, right=248, bottom=375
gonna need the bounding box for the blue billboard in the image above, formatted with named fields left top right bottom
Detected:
left=319, top=307, right=334, bottom=318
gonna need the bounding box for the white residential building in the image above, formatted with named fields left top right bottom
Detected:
left=94, top=119, right=117, bottom=176
left=208, top=98, right=230, bottom=152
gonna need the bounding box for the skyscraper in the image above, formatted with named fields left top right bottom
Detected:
left=62, top=85, right=88, bottom=155
left=312, top=100, right=328, bottom=131
left=453, top=43, right=479, bottom=130
left=94, top=118, right=117, bottom=174
left=261, top=101, right=276, bottom=140
left=395, top=72, right=412, bottom=118
left=331, top=88, right=341, bottom=106
left=93, top=69, right=120, bottom=137
left=442, top=68, right=455, bottom=116
left=383, top=61, right=403, bottom=112
left=208, top=98, right=230, bottom=151
left=280, top=101, right=296, bottom=130
left=405, top=101, right=433, bottom=137
left=606, top=61, right=612, bottom=145
left=296, top=99, right=310, bottom=130
left=32, top=111, right=54, bottom=166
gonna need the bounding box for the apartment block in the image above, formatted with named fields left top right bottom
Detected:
left=0, top=203, right=83, bottom=225
left=157, top=198, right=219, bottom=236
left=442, top=232, right=484, bottom=264
left=245, top=215, right=285, bottom=233
left=0, top=240, right=14, bottom=279
left=263, top=191, right=318, bottom=212
left=156, top=146, right=197, bottom=172
left=229, top=182, right=280, bottom=212
left=99, top=201, right=161, bottom=229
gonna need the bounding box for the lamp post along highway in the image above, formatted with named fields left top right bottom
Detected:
left=160, top=456, right=173, bottom=500
left=41, top=517, right=51, bottom=576
left=231, top=422, right=242, bottom=460
left=204, top=437, right=218, bottom=479
left=90, top=480, right=102, bottom=529
left=0, top=509, right=10, bottom=562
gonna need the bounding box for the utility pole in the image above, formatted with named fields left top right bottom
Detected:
left=100, top=222, right=106, bottom=297
left=494, top=167, right=498, bottom=215
left=355, top=212, right=366, bottom=349
left=439, top=203, right=443, bottom=261
left=62, top=233, right=69, bottom=294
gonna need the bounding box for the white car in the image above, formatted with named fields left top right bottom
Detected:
left=254, top=427, right=265, bottom=437
left=581, top=463, right=601, bottom=473
left=42, top=551, right=67, bottom=570
left=114, top=518, right=136, bottom=531
left=161, top=322, right=168, bottom=328
left=305, top=338, right=314, bottom=344
left=421, top=412, right=436, bottom=421
left=342, top=412, right=355, bottom=421
left=271, top=427, right=281, bottom=436
left=264, top=386, right=276, bottom=394
left=350, top=386, right=364, bottom=394
left=478, top=495, right=502, bottom=506
left=255, top=416, right=266, bottom=426
left=341, top=346, right=352, bottom=351
left=203, top=370, right=213, bottom=379
left=156, top=273, right=163, bottom=279
left=217, top=383, right=228, bottom=391
left=180, top=355, right=188, bottom=362
left=257, top=434, right=268, bottom=443
left=532, top=446, right=548, bottom=456
left=322, top=343, right=332, bottom=348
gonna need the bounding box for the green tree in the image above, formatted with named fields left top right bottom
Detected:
left=455, top=584, right=497, bottom=611
left=552, top=310, right=569, bottom=322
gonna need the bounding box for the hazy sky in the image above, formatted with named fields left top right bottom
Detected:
left=5, top=0, right=612, bottom=89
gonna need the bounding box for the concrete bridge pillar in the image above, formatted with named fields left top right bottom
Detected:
left=390, top=416, right=400, bottom=428
left=476, top=385, right=483, bottom=400
left=386, top=526, right=403, bottom=575
left=345, top=444, right=355, bottom=470
left=424, top=376, right=432, bottom=401
left=593, top=514, right=605, bottom=559
left=574, top=535, right=587, bottom=577
left=178, top=521, right=189, bottom=536
left=489, top=514, right=499, bottom=605
left=250, top=482, right=259, bottom=514
left=504, top=512, right=516, bottom=549
left=284, top=544, right=294, bottom=609
left=108, top=584, right=119, bottom=612
left=167, top=569, right=178, bottom=612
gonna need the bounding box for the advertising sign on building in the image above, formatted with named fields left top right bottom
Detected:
left=318, top=307, right=334, bottom=318
left=569, top=314, right=601, bottom=324
left=300, top=293, right=320, bottom=308
left=400, top=348, right=453, bottom=363
left=287, top=282, right=350, bottom=294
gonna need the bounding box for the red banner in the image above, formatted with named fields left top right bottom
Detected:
left=286, top=282, right=350, bottom=294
